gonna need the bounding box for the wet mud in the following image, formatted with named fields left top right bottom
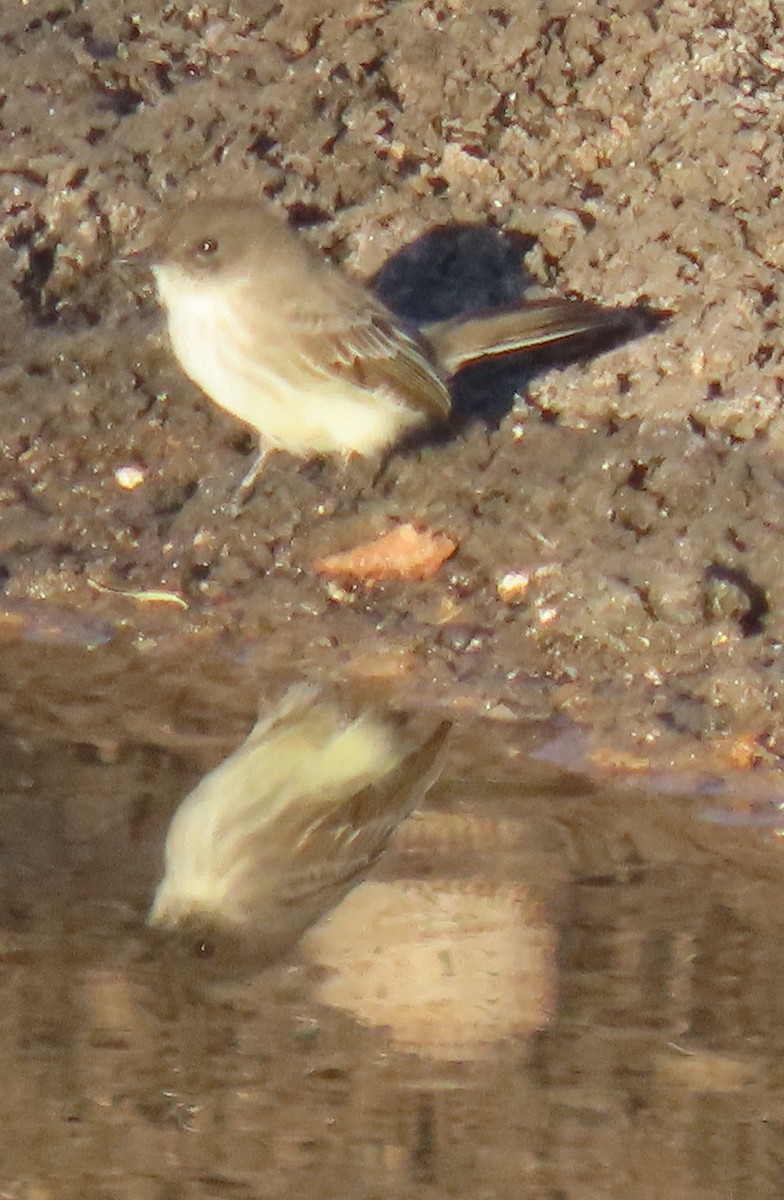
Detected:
left=3, top=0, right=784, bottom=768
left=3, top=1, right=784, bottom=1196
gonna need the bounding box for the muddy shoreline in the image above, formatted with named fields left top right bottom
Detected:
left=3, top=1, right=784, bottom=780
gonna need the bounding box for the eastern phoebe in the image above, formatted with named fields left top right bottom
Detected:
left=139, top=197, right=631, bottom=496
left=148, top=685, right=449, bottom=977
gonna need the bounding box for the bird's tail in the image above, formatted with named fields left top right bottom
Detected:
left=424, top=298, right=647, bottom=376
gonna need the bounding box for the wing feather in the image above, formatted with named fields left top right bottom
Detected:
left=273, top=720, right=451, bottom=906
left=283, top=275, right=452, bottom=422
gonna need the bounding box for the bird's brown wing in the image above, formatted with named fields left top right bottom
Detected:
left=273, top=720, right=451, bottom=908
left=289, top=288, right=452, bottom=423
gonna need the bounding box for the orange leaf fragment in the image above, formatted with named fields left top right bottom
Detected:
left=314, top=523, right=457, bottom=583
left=715, top=732, right=762, bottom=770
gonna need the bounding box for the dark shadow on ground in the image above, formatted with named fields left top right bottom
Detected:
left=371, top=221, right=665, bottom=438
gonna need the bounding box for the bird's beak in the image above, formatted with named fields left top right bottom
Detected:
left=116, top=242, right=158, bottom=269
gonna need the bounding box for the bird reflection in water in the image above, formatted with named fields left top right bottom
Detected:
left=148, top=685, right=449, bottom=980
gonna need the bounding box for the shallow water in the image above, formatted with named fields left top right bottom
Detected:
left=1, top=630, right=783, bottom=1200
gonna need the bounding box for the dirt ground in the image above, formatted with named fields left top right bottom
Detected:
left=3, top=0, right=784, bottom=781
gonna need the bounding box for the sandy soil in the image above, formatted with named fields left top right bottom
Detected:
left=3, top=0, right=784, bottom=777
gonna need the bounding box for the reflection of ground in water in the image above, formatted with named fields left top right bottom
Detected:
left=1, top=637, right=784, bottom=1198
left=303, top=811, right=558, bottom=1062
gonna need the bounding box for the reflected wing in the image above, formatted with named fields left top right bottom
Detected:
left=272, top=720, right=451, bottom=907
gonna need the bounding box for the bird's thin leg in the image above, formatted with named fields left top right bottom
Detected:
left=367, top=442, right=407, bottom=497
left=229, top=443, right=270, bottom=514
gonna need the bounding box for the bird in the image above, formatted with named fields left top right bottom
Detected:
left=137, top=196, right=635, bottom=501
left=148, top=684, right=450, bottom=978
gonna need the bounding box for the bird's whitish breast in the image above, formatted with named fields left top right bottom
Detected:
left=154, top=265, right=433, bottom=456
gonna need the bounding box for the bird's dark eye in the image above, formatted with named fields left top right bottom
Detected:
left=192, top=938, right=216, bottom=959
left=194, top=238, right=219, bottom=259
